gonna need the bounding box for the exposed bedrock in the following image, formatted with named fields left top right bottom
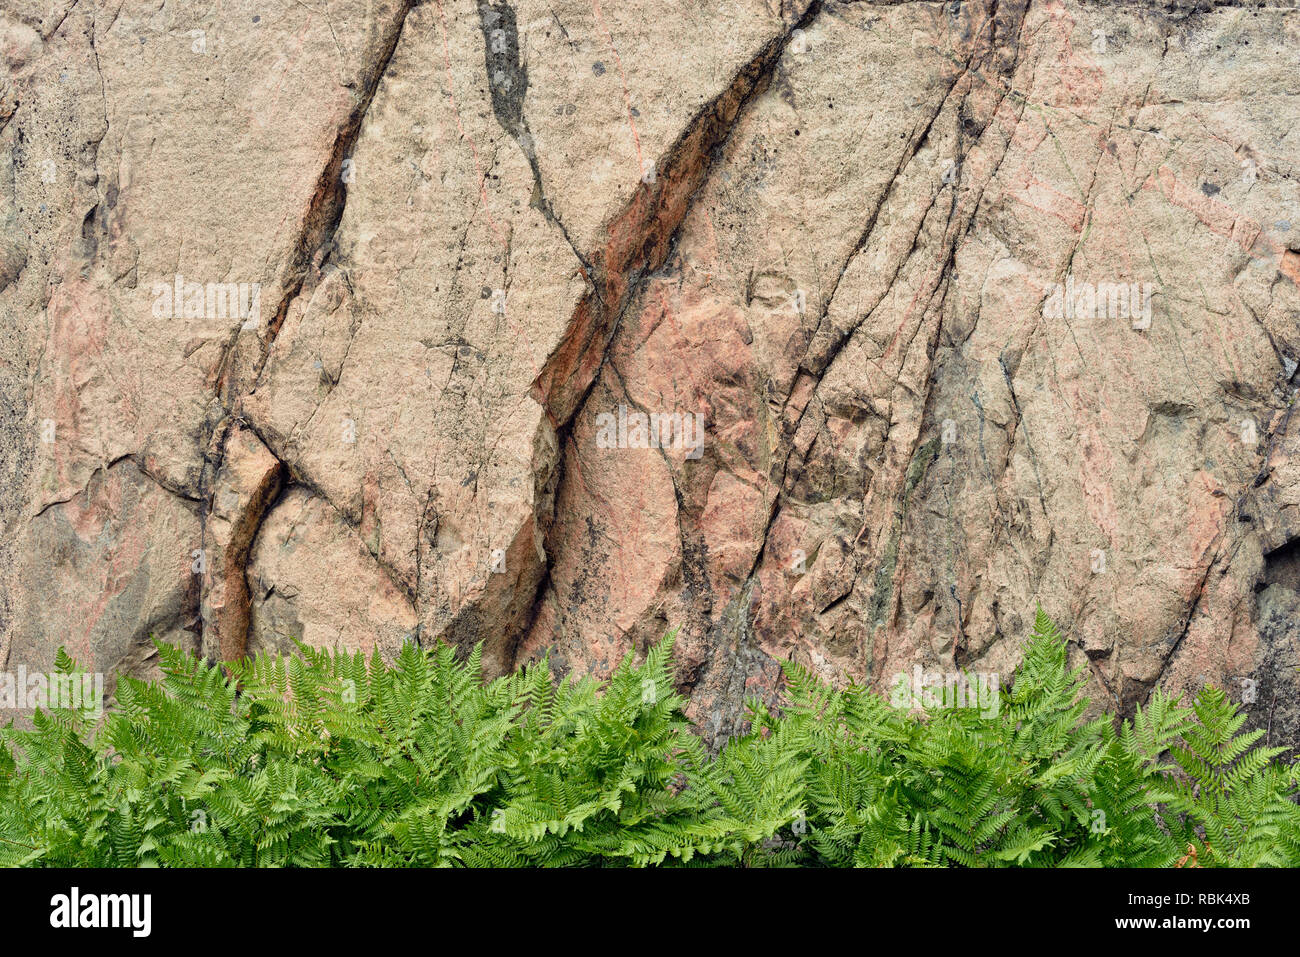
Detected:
left=2, top=0, right=1298, bottom=747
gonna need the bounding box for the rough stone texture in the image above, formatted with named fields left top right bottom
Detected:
left=246, top=486, right=417, bottom=660
left=6, top=459, right=199, bottom=704
left=3, top=0, right=1299, bottom=749
left=200, top=423, right=281, bottom=663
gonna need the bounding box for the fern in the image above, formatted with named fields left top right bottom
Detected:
left=1, top=610, right=1295, bottom=867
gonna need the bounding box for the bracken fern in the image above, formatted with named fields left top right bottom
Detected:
left=1, top=611, right=1295, bottom=868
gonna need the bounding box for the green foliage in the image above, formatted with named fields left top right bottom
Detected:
left=1, top=611, right=1296, bottom=867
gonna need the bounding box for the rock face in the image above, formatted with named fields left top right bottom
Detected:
left=2, top=0, right=1299, bottom=748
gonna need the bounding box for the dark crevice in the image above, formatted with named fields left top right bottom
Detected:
left=474, top=0, right=594, bottom=278
left=1263, top=537, right=1300, bottom=591
left=508, top=2, right=826, bottom=668
left=195, top=1, right=418, bottom=664
left=529, top=1, right=825, bottom=432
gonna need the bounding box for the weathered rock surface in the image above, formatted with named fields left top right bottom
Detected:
left=201, top=423, right=282, bottom=663
left=246, top=486, right=417, bottom=660
left=2, top=0, right=1299, bottom=748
